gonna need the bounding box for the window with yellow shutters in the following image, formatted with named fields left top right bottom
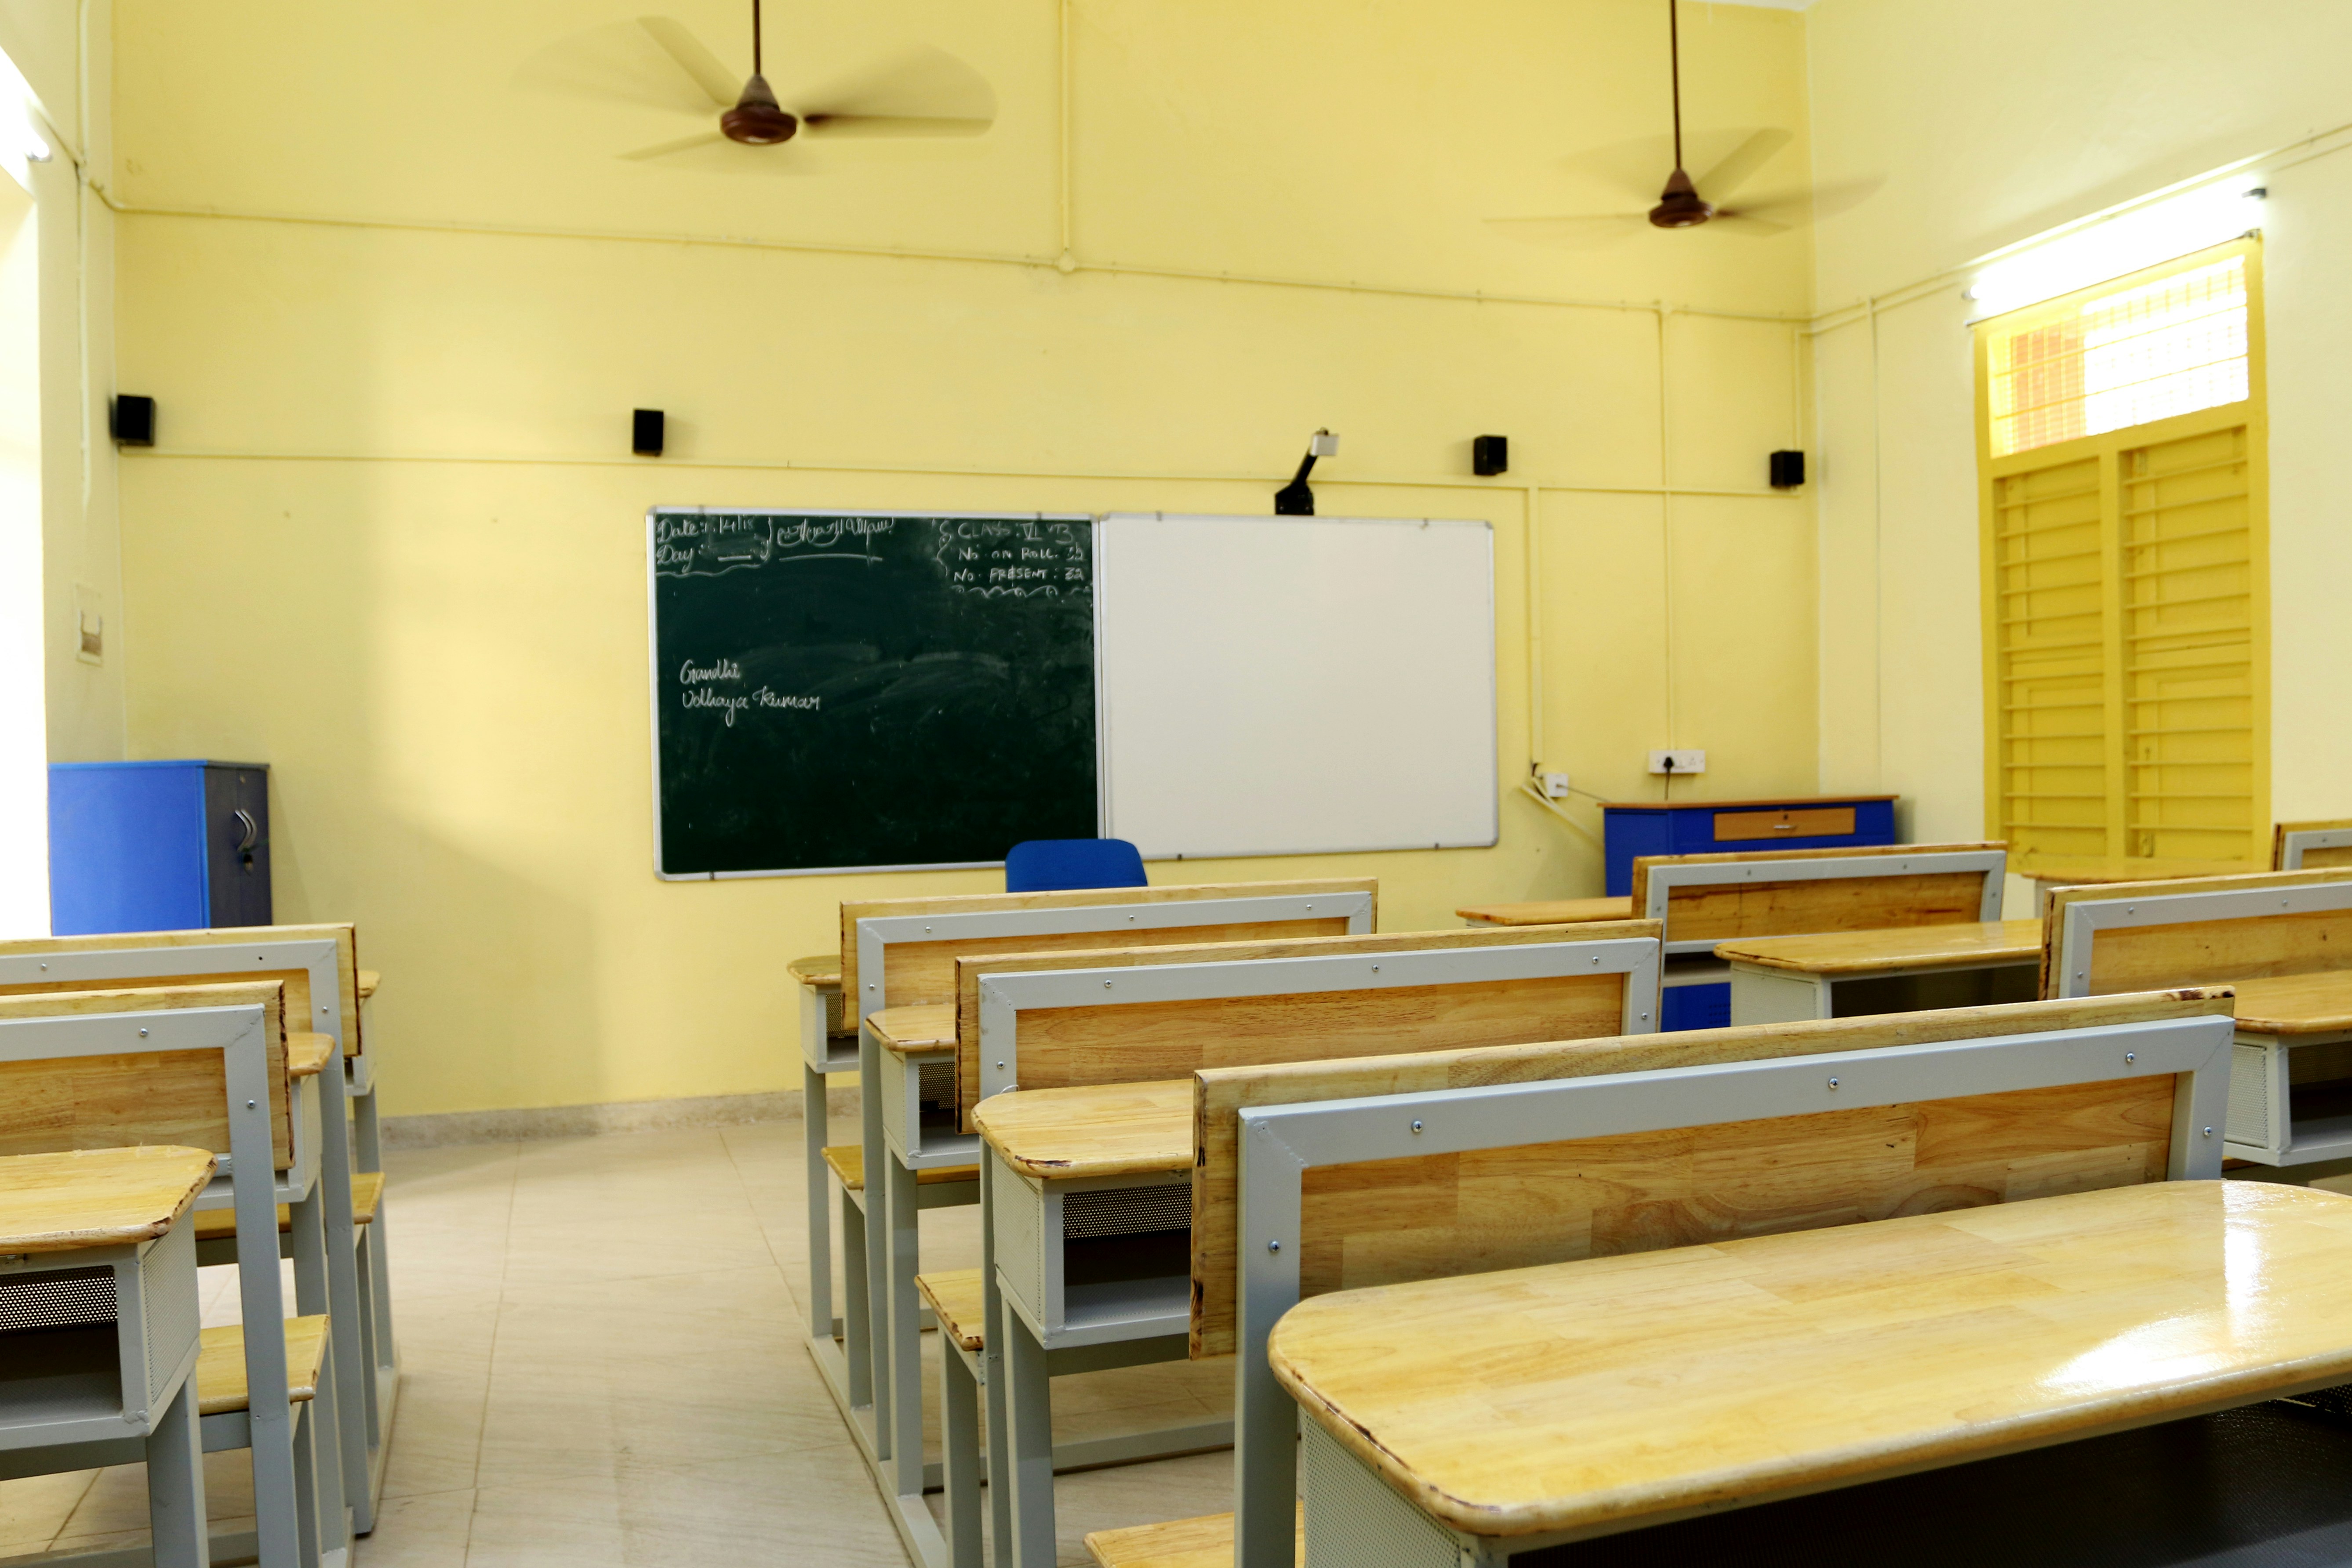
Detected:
left=1977, top=238, right=2269, bottom=874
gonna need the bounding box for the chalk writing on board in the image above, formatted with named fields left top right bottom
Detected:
left=933, top=517, right=1091, bottom=598
left=673, top=655, right=820, bottom=728
left=653, top=512, right=897, bottom=578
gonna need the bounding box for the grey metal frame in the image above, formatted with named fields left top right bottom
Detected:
left=2050, top=878, right=2352, bottom=1167
left=1239, top=1012, right=2235, bottom=1568
left=1640, top=848, right=2007, bottom=956
left=2279, top=827, right=2352, bottom=870
left=0, top=1004, right=349, bottom=1568
left=818, top=889, right=1375, bottom=1473
left=0, top=937, right=392, bottom=1532
left=979, top=933, right=1662, bottom=1568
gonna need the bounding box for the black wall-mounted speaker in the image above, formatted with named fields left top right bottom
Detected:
left=1769, top=449, right=1806, bottom=489
left=1473, top=435, right=1509, bottom=477
left=111, top=395, right=155, bottom=447
left=633, top=408, right=665, bottom=457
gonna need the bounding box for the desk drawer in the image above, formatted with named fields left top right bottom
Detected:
left=1714, top=806, right=1855, bottom=843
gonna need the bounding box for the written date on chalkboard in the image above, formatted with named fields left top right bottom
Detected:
left=648, top=509, right=1100, bottom=876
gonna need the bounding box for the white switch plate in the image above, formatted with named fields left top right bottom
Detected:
left=1647, top=749, right=1706, bottom=775
left=1538, top=772, right=1573, bottom=799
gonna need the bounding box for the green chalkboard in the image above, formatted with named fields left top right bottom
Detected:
left=648, top=509, right=1098, bottom=876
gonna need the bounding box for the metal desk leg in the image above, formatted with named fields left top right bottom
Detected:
left=841, top=1180, right=875, bottom=1415
left=860, top=1027, right=895, bottom=1462
left=804, top=1061, right=833, bottom=1343
left=941, top=1340, right=984, bottom=1568
left=885, top=1150, right=926, bottom=1502
left=145, top=1376, right=207, bottom=1568
left=982, top=1155, right=1015, bottom=1568
left=998, top=1297, right=1057, bottom=1568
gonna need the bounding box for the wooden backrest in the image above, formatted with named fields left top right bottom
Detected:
left=0, top=925, right=364, bottom=1057
left=950, top=921, right=1656, bottom=1128
left=2275, top=820, right=2352, bottom=871
left=0, top=981, right=298, bottom=1169
left=959, top=921, right=1661, bottom=1129
left=1188, top=987, right=2224, bottom=1356
left=2042, top=866, right=2352, bottom=996
left=841, top=878, right=1375, bottom=1012
left=1630, top=842, right=2005, bottom=951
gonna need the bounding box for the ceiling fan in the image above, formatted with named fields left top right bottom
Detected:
left=524, top=3, right=996, bottom=168
left=1488, top=0, right=1873, bottom=245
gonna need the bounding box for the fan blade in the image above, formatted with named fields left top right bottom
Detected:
left=516, top=19, right=729, bottom=116
left=1485, top=213, right=1650, bottom=249
left=791, top=46, right=997, bottom=131
left=1707, top=211, right=1791, bottom=237
left=800, top=113, right=992, bottom=139
left=620, top=133, right=820, bottom=175
left=636, top=17, right=740, bottom=109
left=1694, top=128, right=1792, bottom=203
left=1730, top=174, right=1887, bottom=225
left=1552, top=134, right=1680, bottom=206
left=618, top=131, right=727, bottom=161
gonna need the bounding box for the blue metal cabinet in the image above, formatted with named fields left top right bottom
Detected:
left=1601, top=795, right=1900, bottom=896
left=48, top=761, right=272, bottom=935
left=1605, top=795, right=1900, bottom=1034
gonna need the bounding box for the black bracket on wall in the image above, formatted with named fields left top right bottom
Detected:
left=1275, top=429, right=1338, bottom=515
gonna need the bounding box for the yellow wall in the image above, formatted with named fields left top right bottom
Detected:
left=1806, top=0, right=2352, bottom=843
left=110, top=0, right=1823, bottom=1115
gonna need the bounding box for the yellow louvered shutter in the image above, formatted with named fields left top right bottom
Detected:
left=1978, top=238, right=2269, bottom=873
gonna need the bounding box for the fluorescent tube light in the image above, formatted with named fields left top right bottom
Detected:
left=1965, top=181, right=2265, bottom=321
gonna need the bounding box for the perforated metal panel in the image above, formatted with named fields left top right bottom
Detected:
left=142, top=1229, right=200, bottom=1405
left=0, top=1267, right=115, bottom=1333
left=2229, top=1041, right=2275, bottom=1151
left=918, top=1060, right=955, bottom=1107
left=1064, top=1183, right=1190, bottom=1239
left=1302, top=1419, right=1462, bottom=1568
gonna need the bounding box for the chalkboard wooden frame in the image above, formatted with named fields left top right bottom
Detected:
left=646, top=508, right=1105, bottom=879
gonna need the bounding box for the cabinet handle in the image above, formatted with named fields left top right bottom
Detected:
left=1772, top=822, right=1794, bottom=830
left=233, top=809, right=259, bottom=853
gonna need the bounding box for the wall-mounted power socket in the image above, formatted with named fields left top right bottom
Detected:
left=1539, top=772, right=1572, bottom=799
left=1647, top=749, right=1706, bottom=775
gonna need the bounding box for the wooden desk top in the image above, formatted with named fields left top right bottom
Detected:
left=788, top=953, right=842, bottom=988
left=1455, top=896, right=1634, bottom=926
left=0, top=1146, right=216, bottom=1254
left=1714, top=919, right=2042, bottom=976
left=287, top=1032, right=335, bottom=1078
left=2232, top=971, right=2352, bottom=1037
left=973, top=1079, right=1192, bottom=1180
left=868, top=1003, right=954, bottom=1055
left=356, top=969, right=380, bottom=1002
left=1270, top=1181, right=2352, bottom=1540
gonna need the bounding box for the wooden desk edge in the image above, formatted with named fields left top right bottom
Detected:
left=0, top=1146, right=218, bottom=1253
left=1712, top=921, right=2043, bottom=975
left=974, top=1080, right=1194, bottom=1180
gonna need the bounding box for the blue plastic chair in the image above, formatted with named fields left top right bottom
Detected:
left=1003, top=838, right=1149, bottom=893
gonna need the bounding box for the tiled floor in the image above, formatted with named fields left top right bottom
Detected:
left=0, top=1114, right=1235, bottom=1566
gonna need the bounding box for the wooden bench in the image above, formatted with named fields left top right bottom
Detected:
left=964, top=924, right=1662, bottom=1568
left=0, top=987, right=349, bottom=1568
left=821, top=878, right=1375, bottom=1566
left=2042, top=866, right=2352, bottom=1166
left=1607, top=842, right=2009, bottom=1029
left=1082, top=988, right=2232, bottom=1568
left=1717, top=918, right=2042, bottom=1024
left=2276, top=818, right=2352, bottom=871
left=0, top=928, right=394, bottom=1527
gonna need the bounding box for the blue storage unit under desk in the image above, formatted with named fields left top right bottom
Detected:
left=48, top=761, right=273, bottom=934
left=1601, top=795, right=1900, bottom=897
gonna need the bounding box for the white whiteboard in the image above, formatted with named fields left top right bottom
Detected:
left=1097, top=514, right=1498, bottom=859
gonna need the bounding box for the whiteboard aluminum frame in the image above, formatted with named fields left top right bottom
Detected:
left=644, top=507, right=1102, bottom=881
left=1096, top=513, right=1500, bottom=860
